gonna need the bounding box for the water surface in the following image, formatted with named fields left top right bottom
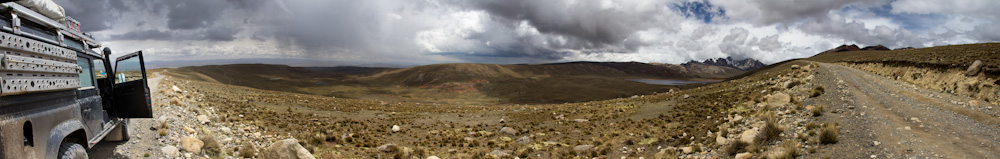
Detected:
left=626, top=79, right=720, bottom=85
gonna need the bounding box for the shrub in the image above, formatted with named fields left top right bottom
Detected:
left=158, top=129, right=167, bottom=136
left=238, top=142, right=257, bottom=158
left=723, top=140, right=749, bottom=155
left=810, top=86, right=825, bottom=98
left=811, top=105, right=824, bottom=117
left=756, top=111, right=783, bottom=143
left=775, top=140, right=799, bottom=159
left=200, top=135, right=221, bottom=156
left=819, top=123, right=839, bottom=144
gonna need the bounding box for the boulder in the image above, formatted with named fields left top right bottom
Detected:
left=161, top=145, right=179, bottom=157
left=765, top=92, right=791, bottom=107
left=180, top=137, right=204, bottom=154
left=263, top=139, right=316, bottom=159
left=499, top=127, right=517, bottom=135
left=735, top=152, right=753, bottom=159
left=378, top=143, right=398, bottom=153
left=739, top=128, right=760, bottom=144
left=966, top=60, right=984, bottom=76
left=573, top=145, right=594, bottom=152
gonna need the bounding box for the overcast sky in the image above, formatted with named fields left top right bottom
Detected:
left=54, top=0, right=1000, bottom=66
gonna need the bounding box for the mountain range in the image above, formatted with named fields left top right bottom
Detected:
left=684, top=56, right=765, bottom=71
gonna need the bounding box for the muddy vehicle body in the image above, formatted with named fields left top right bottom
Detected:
left=0, top=1, right=151, bottom=158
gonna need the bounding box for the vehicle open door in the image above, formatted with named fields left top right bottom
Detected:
left=112, top=51, right=152, bottom=118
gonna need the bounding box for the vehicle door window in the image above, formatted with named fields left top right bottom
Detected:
left=93, top=59, right=107, bottom=80
left=77, top=57, right=94, bottom=87
left=115, top=56, right=142, bottom=84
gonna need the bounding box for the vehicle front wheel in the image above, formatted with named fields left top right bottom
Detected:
left=57, top=142, right=88, bottom=159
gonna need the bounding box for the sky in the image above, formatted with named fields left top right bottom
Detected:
left=54, top=0, right=1000, bottom=67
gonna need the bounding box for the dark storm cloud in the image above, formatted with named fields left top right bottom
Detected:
left=164, top=0, right=230, bottom=30
left=468, top=0, right=671, bottom=52
left=108, top=29, right=171, bottom=40
left=203, top=26, right=242, bottom=41
left=54, top=0, right=127, bottom=32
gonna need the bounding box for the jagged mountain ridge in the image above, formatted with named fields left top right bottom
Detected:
left=684, top=56, right=765, bottom=71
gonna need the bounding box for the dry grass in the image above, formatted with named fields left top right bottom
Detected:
left=200, top=135, right=222, bottom=156
left=756, top=111, right=783, bottom=144
left=773, top=140, right=799, bottom=159
left=812, top=105, right=824, bottom=117
left=819, top=123, right=839, bottom=144
left=810, top=86, right=825, bottom=98
left=723, top=140, right=750, bottom=155
left=237, top=142, right=257, bottom=158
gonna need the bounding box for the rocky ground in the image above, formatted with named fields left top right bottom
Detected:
left=88, top=59, right=1000, bottom=158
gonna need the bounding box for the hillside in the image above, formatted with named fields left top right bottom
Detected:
left=167, top=61, right=747, bottom=104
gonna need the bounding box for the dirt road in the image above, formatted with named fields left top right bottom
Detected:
left=809, top=62, right=1000, bottom=158
left=89, top=71, right=169, bottom=158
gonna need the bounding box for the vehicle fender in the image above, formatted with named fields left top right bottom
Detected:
left=45, top=120, right=86, bottom=158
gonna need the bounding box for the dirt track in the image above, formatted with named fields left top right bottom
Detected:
left=810, top=62, right=1000, bottom=158
left=89, top=71, right=168, bottom=158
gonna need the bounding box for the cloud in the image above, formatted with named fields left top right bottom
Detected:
left=50, top=0, right=1000, bottom=66
left=164, top=0, right=230, bottom=30
left=54, top=0, right=127, bottom=32
left=108, top=29, right=172, bottom=41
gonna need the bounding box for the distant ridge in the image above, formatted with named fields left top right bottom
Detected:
left=683, top=56, right=765, bottom=71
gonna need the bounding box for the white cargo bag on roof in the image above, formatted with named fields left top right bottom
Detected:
left=15, top=0, right=65, bottom=21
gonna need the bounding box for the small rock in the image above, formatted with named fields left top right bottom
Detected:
left=904, top=126, right=912, bottom=130
left=197, top=115, right=210, bottom=124
left=848, top=105, right=855, bottom=109
left=791, top=65, right=801, bottom=69
left=573, top=119, right=589, bottom=122
left=172, top=85, right=183, bottom=93
left=264, top=138, right=316, bottom=159
left=873, top=141, right=881, bottom=146
left=488, top=150, right=510, bottom=157
left=735, top=152, right=752, bottom=159
left=683, top=94, right=690, bottom=98
left=499, top=127, right=517, bottom=135
left=573, top=145, right=594, bottom=152
left=180, top=136, right=204, bottom=154
left=910, top=117, right=921, bottom=123
left=161, top=145, right=179, bottom=157
left=378, top=143, right=398, bottom=153
left=500, top=136, right=512, bottom=142
left=680, top=146, right=693, bottom=154
left=783, top=80, right=802, bottom=89
left=805, top=105, right=817, bottom=110
left=427, top=156, right=441, bottom=159
left=392, top=125, right=401, bottom=132
left=732, top=115, right=744, bottom=122
left=184, top=127, right=196, bottom=134
left=516, top=136, right=532, bottom=144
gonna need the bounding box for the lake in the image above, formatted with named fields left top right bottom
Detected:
left=626, top=79, right=720, bottom=85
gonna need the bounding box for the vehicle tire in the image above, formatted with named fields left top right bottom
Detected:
left=57, top=142, right=88, bottom=159
left=104, top=119, right=130, bottom=141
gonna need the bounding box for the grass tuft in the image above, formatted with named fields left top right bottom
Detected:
left=811, top=105, right=824, bottom=117
left=774, top=140, right=799, bottom=159
left=819, top=123, right=839, bottom=144
left=200, top=135, right=222, bottom=156
left=810, top=86, right=825, bottom=98
left=723, top=140, right=750, bottom=155
left=756, top=111, right=783, bottom=144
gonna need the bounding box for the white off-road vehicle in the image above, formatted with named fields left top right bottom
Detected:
left=0, top=0, right=152, bottom=158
